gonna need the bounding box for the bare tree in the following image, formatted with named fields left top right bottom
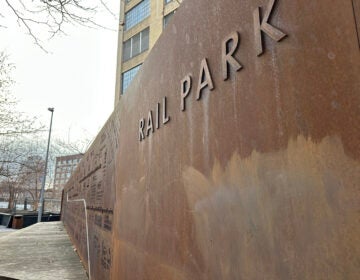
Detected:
left=1, top=0, right=117, bottom=50
left=0, top=52, right=43, bottom=137
left=0, top=52, right=44, bottom=196
left=0, top=53, right=43, bottom=208
left=0, top=136, right=43, bottom=209
left=54, top=134, right=93, bottom=155
left=0, top=45, right=92, bottom=210
left=0, top=131, right=91, bottom=210
left=16, top=155, right=44, bottom=210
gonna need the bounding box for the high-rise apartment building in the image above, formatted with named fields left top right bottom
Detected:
left=114, top=0, right=181, bottom=105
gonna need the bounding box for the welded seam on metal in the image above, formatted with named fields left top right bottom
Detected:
left=351, top=0, right=360, bottom=48
left=66, top=193, right=91, bottom=280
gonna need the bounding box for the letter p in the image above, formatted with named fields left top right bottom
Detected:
left=181, top=75, right=192, bottom=111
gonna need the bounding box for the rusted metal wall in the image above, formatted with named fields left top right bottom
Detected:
left=62, top=0, right=360, bottom=279
left=61, top=114, right=119, bottom=279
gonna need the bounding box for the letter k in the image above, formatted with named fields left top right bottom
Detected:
left=254, top=0, right=287, bottom=56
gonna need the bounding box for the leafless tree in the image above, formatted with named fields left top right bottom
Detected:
left=0, top=136, right=43, bottom=209
left=0, top=49, right=91, bottom=210
left=1, top=0, right=117, bottom=51
left=0, top=52, right=69, bottom=208
left=54, top=134, right=93, bottom=155
left=0, top=52, right=43, bottom=137
left=0, top=134, right=88, bottom=210
left=16, top=155, right=44, bottom=210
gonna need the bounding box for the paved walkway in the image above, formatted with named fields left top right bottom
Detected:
left=0, top=226, right=16, bottom=238
left=0, top=222, right=88, bottom=280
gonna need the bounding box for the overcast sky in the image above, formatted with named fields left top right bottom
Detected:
left=0, top=1, right=120, bottom=145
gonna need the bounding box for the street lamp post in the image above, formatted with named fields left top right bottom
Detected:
left=37, top=108, right=54, bottom=223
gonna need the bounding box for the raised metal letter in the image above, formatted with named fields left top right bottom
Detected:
left=139, top=118, right=145, bottom=141
left=222, top=31, right=243, bottom=80
left=162, top=97, right=170, bottom=124
left=146, top=111, right=154, bottom=136
left=181, top=75, right=192, bottom=111
left=196, top=58, right=214, bottom=100
left=156, top=103, right=160, bottom=129
left=253, top=0, right=287, bottom=56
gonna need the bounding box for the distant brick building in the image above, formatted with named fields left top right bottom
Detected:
left=53, top=154, right=83, bottom=197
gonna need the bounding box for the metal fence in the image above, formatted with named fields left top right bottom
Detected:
left=0, top=199, right=61, bottom=213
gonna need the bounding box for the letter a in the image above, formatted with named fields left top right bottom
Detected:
left=253, top=0, right=287, bottom=56
left=196, top=58, right=214, bottom=100
left=146, top=111, right=154, bottom=136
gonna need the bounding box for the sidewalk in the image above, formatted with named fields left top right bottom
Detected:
left=0, top=222, right=88, bottom=280
left=0, top=225, right=16, bottom=238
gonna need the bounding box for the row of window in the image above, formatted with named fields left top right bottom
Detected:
left=122, top=64, right=142, bottom=93
left=55, top=167, right=73, bottom=174
left=123, top=27, right=149, bottom=62
left=121, top=12, right=175, bottom=94
left=57, top=159, right=81, bottom=166
left=126, top=0, right=173, bottom=5
left=56, top=166, right=75, bottom=171
left=125, top=0, right=174, bottom=31
left=121, top=0, right=176, bottom=95
left=56, top=172, right=71, bottom=179
left=125, top=0, right=150, bottom=30
left=123, top=9, right=174, bottom=63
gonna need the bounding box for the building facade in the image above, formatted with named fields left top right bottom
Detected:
left=53, top=154, right=83, bottom=197
left=114, top=0, right=181, bottom=105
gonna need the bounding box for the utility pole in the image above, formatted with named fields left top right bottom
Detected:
left=37, top=108, right=54, bottom=223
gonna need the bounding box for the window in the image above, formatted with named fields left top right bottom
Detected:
left=132, top=32, right=141, bottom=57
left=123, top=27, right=149, bottom=62
left=163, top=11, right=175, bottom=28
left=125, top=0, right=150, bottom=30
left=122, top=64, right=142, bottom=94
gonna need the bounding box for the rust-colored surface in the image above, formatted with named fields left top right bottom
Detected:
left=62, top=0, right=360, bottom=279
left=353, top=0, right=360, bottom=47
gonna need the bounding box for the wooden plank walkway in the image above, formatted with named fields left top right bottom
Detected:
left=0, top=222, right=88, bottom=280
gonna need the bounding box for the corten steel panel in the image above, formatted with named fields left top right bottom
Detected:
left=62, top=0, right=360, bottom=279
left=61, top=116, right=119, bottom=279
left=353, top=0, right=360, bottom=47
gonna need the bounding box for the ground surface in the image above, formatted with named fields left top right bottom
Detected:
left=0, top=226, right=16, bottom=238
left=0, top=222, right=88, bottom=280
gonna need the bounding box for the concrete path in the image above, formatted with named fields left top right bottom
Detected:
left=0, top=222, right=88, bottom=280
left=0, top=226, right=16, bottom=238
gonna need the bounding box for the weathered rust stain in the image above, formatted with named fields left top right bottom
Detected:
left=182, top=136, right=360, bottom=279
left=62, top=0, right=360, bottom=279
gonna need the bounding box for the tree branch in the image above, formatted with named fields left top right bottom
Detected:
left=2, top=0, right=118, bottom=51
